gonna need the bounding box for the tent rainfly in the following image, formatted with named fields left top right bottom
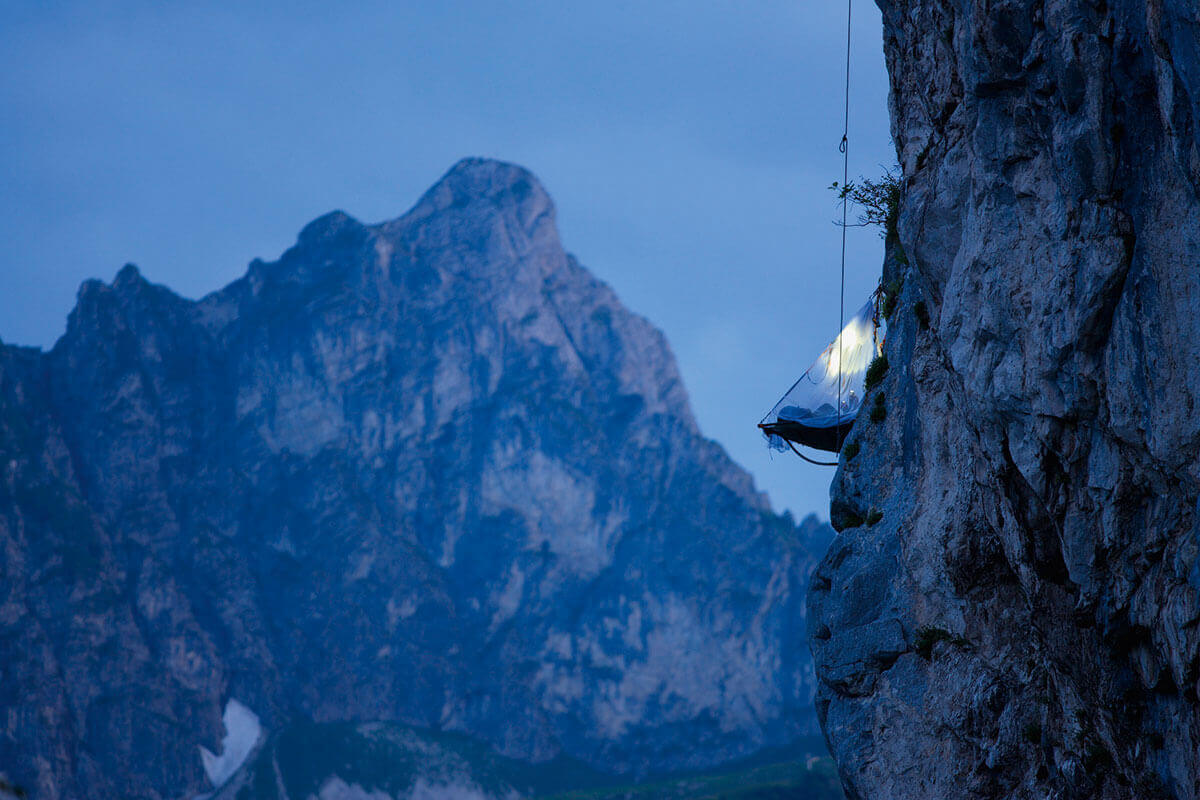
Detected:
left=759, top=297, right=885, bottom=454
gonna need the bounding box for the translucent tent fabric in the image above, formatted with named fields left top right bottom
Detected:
left=761, top=297, right=884, bottom=453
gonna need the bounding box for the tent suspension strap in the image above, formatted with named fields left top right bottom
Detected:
left=787, top=439, right=839, bottom=467
left=836, top=0, right=852, bottom=453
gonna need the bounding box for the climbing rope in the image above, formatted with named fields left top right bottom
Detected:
left=758, top=0, right=856, bottom=467
left=835, top=0, right=852, bottom=453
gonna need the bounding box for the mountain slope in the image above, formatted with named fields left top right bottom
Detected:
left=0, top=158, right=832, bottom=799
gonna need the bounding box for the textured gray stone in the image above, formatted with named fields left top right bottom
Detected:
left=810, top=2, right=1200, bottom=798
left=0, top=159, right=833, bottom=799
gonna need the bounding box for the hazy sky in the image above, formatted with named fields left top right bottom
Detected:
left=1, top=1, right=894, bottom=521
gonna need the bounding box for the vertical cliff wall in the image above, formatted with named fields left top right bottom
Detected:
left=810, top=1, right=1200, bottom=798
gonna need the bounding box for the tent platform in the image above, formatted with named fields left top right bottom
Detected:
left=758, top=419, right=854, bottom=454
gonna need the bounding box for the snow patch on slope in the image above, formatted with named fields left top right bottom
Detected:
left=200, top=698, right=262, bottom=788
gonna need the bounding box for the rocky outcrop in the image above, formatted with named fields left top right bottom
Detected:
left=810, top=2, right=1200, bottom=798
left=0, top=159, right=832, bottom=799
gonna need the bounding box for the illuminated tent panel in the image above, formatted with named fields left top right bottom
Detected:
left=759, top=297, right=884, bottom=454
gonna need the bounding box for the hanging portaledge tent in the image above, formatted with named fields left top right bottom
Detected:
left=759, top=297, right=885, bottom=454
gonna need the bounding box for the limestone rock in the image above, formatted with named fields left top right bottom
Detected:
left=811, top=2, right=1200, bottom=797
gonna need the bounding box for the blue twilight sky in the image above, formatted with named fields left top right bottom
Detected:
left=1, top=1, right=893, bottom=521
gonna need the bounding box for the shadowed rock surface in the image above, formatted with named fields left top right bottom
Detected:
left=0, top=159, right=832, bottom=799
left=809, top=1, right=1200, bottom=798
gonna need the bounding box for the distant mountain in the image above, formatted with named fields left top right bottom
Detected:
left=0, top=158, right=833, bottom=799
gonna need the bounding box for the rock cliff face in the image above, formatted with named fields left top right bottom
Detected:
left=810, top=1, right=1200, bottom=798
left=0, top=159, right=832, bottom=799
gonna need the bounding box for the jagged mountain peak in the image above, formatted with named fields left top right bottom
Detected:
left=61, top=262, right=193, bottom=352
left=220, top=159, right=559, bottom=308
left=413, top=157, right=552, bottom=220
left=391, top=158, right=559, bottom=277
left=114, top=262, right=144, bottom=287
left=295, top=209, right=365, bottom=248
left=186, top=161, right=696, bottom=434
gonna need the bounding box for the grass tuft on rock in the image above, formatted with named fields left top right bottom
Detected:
left=869, top=392, right=887, bottom=423
left=913, top=626, right=970, bottom=660
left=864, top=355, right=889, bottom=392
left=914, top=300, right=931, bottom=331
left=881, top=279, right=904, bottom=320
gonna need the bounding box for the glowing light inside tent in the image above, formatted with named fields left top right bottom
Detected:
left=760, top=298, right=884, bottom=451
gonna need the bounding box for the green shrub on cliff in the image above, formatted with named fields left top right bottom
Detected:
left=864, top=355, right=889, bottom=392
left=831, top=168, right=901, bottom=237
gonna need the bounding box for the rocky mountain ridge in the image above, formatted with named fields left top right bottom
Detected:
left=0, top=158, right=832, bottom=799
left=810, top=1, right=1200, bottom=798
